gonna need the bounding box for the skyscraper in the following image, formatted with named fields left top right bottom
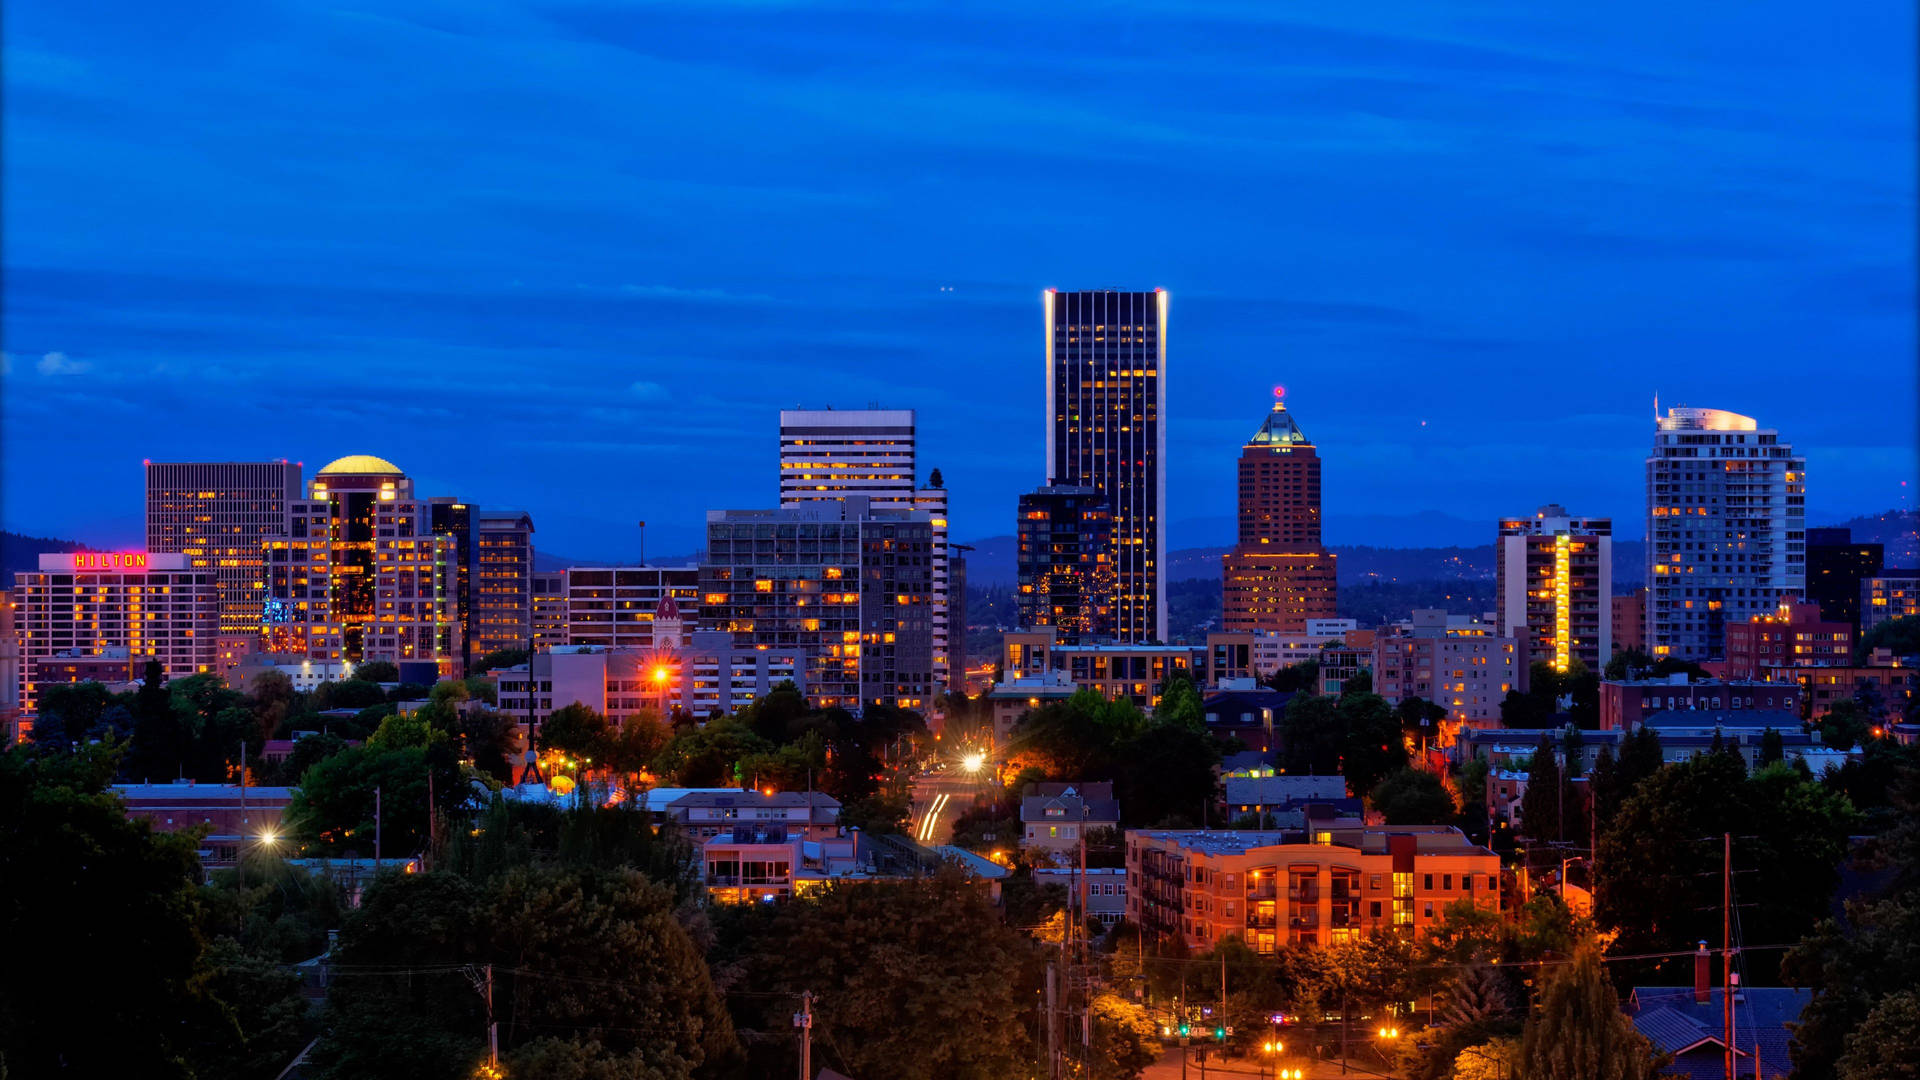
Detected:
left=778, top=408, right=952, bottom=696
left=1496, top=504, right=1612, bottom=673
left=1219, top=393, right=1337, bottom=634
left=1646, top=408, right=1806, bottom=660
left=263, top=455, right=459, bottom=668
left=1045, top=289, right=1166, bottom=642
left=1016, top=484, right=1117, bottom=640
left=1804, top=527, right=1883, bottom=632
left=144, top=460, right=303, bottom=667
left=473, top=510, right=536, bottom=658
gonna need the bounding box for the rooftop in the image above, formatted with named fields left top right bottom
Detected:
left=316, top=454, right=403, bottom=476
left=1133, top=824, right=1490, bottom=858
left=1246, top=401, right=1310, bottom=448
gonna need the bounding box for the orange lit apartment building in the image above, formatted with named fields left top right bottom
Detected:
left=1127, top=825, right=1501, bottom=954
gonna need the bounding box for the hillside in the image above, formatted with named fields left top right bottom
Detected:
left=1, top=531, right=97, bottom=588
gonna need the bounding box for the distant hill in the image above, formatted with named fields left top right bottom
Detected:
left=2, top=531, right=97, bottom=588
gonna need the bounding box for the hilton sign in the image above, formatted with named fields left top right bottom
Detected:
left=38, top=551, right=187, bottom=571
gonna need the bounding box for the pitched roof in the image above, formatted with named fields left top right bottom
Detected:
left=1247, top=402, right=1310, bottom=447
left=1625, top=987, right=1808, bottom=1080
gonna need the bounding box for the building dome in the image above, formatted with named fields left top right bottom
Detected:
left=317, top=454, right=404, bottom=476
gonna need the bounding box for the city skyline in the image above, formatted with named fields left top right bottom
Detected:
left=4, top=2, right=1913, bottom=558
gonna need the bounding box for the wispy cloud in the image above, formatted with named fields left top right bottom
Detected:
left=35, top=351, right=90, bottom=376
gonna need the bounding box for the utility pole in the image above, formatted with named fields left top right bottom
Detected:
left=239, top=739, right=248, bottom=828
left=1723, top=832, right=1734, bottom=1080
left=427, top=768, right=436, bottom=870
left=487, top=963, right=497, bottom=1070
left=793, top=990, right=813, bottom=1080
left=375, top=786, right=382, bottom=865
left=1046, top=963, right=1061, bottom=1080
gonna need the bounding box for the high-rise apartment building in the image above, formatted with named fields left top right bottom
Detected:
left=1220, top=395, right=1337, bottom=634
left=427, top=498, right=477, bottom=669
left=262, top=455, right=459, bottom=669
left=14, top=552, right=218, bottom=712
left=1016, top=484, right=1117, bottom=640
left=144, top=460, right=303, bottom=668
left=561, top=567, right=702, bottom=649
left=1045, top=289, right=1167, bottom=642
left=1646, top=408, right=1806, bottom=660
left=1805, top=527, right=1884, bottom=632
left=473, top=510, right=535, bottom=657
left=777, top=408, right=952, bottom=696
left=700, top=499, right=934, bottom=711
left=1863, top=570, right=1920, bottom=634
left=1496, top=504, right=1613, bottom=673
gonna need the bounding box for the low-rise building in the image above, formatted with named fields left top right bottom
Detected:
left=986, top=669, right=1077, bottom=746
left=700, top=826, right=866, bottom=904
left=1202, top=682, right=1293, bottom=755
left=666, top=789, right=842, bottom=842
left=1127, top=825, right=1500, bottom=954
left=1861, top=570, right=1920, bottom=635
left=1599, top=675, right=1801, bottom=730
left=1222, top=775, right=1350, bottom=818
left=1205, top=625, right=1353, bottom=683
left=1035, top=866, right=1128, bottom=928
left=229, top=654, right=357, bottom=693
left=1722, top=601, right=1852, bottom=679
left=1371, top=611, right=1526, bottom=743
left=1626, top=974, right=1808, bottom=1080
left=1000, top=628, right=1203, bottom=709
left=1765, top=658, right=1915, bottom=720
left=114, top=782, right=295, bottom=870
left=1021, top=782, right=1121, bottom=862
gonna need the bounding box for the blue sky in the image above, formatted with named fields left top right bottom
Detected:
left=5, top=0, right=1914, bottom=559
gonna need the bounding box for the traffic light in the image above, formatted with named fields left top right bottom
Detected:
left=1178, top=1023, right=1191, bottom=1038
left=1214, top=1026, right=1226, bottom=1041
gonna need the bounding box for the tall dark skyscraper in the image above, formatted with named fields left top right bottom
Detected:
left=1804, top=527, right=1883, bottom=632
left=1045, top=289, right=1166, bottom=642
left=1016, top=484, right=1117, bottom=641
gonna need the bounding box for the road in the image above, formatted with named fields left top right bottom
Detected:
left=907, top=770, right=994, bottom=846
left=1139, top=1046, right=1402, bottom=1079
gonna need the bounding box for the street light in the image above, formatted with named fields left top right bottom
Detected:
left=961, top=750, right=986, bottom=774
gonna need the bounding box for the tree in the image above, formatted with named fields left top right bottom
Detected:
left=1265, top=659, right=1319, bottom=694
left=313, top=678, right=388, bottom=712
left=1603, top=648, right=1653, bottom=681
left=1089, top=991, right=1159, bottom=1079
left=1452, top=1037, right=1521, bottom=1080
left=1760, top=726, right=1785, bottom=766
left=472, top=647, right=529, bottom=674
left=1115, top=721, right=1220, bottom=827
left=185, top=938, right=319, bottom=1080
left=268, top=731, right=349, bottom=786
left=710, top=872, right=1039, bottom=1080
left=0, top=744, right=207, bottom=1077
left=1370, top=768, right=1457, bottom=825
left=538, top=703, right=612, bottom=763
left=1784, top=895, right=1920, bottom=1080
left=1819, top=700, right=1872, bottom=752
left=1519, top=733, right=1563, bottom=842
left=31, top=680, right=116, bottom=747
left=1856, top=614, right=1920, bottom=663
left=352, top=660, right=400, bottom=683
left=1154, top=674, right=1205, bottom=730
left=1340, top=669, right=1374, bottom=697
left=1397, top=696, right=1448, bottom=749
left=1337, top=691, right=1410, bottom=796
left=1518, top=944, right=1663, bottom=1080
left=1834, top=990, right=1920, bottom=1080
left=1280, top=693, right=1341, bottom=777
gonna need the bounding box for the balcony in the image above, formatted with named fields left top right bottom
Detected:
left=1289, top=914, right=1320, bottom=929
left=1247, top=882, right=1278, bottom=901
left=1246, top=914, right=1278, bottom=930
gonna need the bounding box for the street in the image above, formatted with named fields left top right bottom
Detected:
left=907, top=769, right=994, bottom=846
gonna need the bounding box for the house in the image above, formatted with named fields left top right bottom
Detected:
left=1202, top=683, right=1292, bottom=755
left=700, top=825, right=869, bottom=904
left=1223, top=775, right=1351, bottom=819
left=1035, top=866, right=1128, bottom=927
left=1626, top=959, right=1809, bottom=1080
left=1020, top=782, right=1121, bottom=861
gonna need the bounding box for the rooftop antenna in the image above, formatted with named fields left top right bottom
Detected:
left=1653, top=391, right=1660, bottom=422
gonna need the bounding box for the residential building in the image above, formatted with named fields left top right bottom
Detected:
left=1205, top=623, right=1358, bottom=685
left=1221, top=393, right=1337, bottom=634
left=1805, top=527, right=1884, bottom=631
left=1497, top=504, right=1612, bottom=673
left=1015, top=484, right=1116, bottom=640
left=427, top=499, right=478, bottom=670
left=701, top=500, right=934, bottom=711
left=777, top=409, right=953, bottom=697
left=1461, top=723, right=1832, bottom=786
left=0, top=598, right=20, bottom=740
left=1722, top=600, right=1852, bottom=678
left=1625, top=978, right=1808, bottom=1080
left=115, top=782, right=295, bottom=869
left=1371, top=611, right=1524, bottom=742
left=1862, top=570, right=1920, bottom=635
left=144, top=460, right=304, bottom=669
left=1222, top=776, right=1352, bottom=818
left=1127, top=826, right=1500, bottom=953
left=999, top=627, right=1202, bottom=708
left=1772, top=660, right=1915, bottom=720
left=986, top=669, right=1076, bottom=746
left=14, top=552, right=218, bottom=713
left=1598, top=675, right=1801, bottom=730
left=530, top=571, right=567, bottom=650
left=666, top=790, right=842, bottom=842
left=561, top=566, right=701, bottom=649
left=230, top=653, right=357, bottom=694
left=1035, top=867, right=1128, bottom=927
left=1646, top=407, right=1806, bottom=660
left=263, top=456, right=460, bottom=670
left=1612, top=590, right=1647, bottom=655
left=495, top=637, right=807, bottom=728
left=1020, top=782, right=1121, bottom=861
left=700, top=827, right=866, bottom=905
left=1045, top=288, right=1167, bottom=642
left=32, top=648, right=139, bottom=692
left=472, top=510, right=535, bottom=658
left=1201, top=683, right=1292, bottom=755
left=1318, top=633, right=1375, bottom=696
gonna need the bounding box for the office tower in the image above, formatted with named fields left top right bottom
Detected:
left=948, top=548, right=968, bottom=692
left=473, top=510, right=535, bottom=657
left=1220, top=394, right=1338, bottom=634
left=561, top=566, right=702, bottom=649
left=778, top=408, right=952, bottom=697
left=1016, top=484, right=1117, bottom=641
left=700, top=498, right=934, bottom=711
left=1863, top=570, right=1920, bottom=634
left=262, top=455, right=459, bottom=668
left=779, top=408, right=917, bottom=507
left=1045, top=289, right=1167, bottom=642
left=1496, top=504, right=1613, bottom=673
left=1646, top=408, right=1806, bottom=660
left=531, top=571, right=568, bottom=650
left=427, top=498, right=477, bottom=669
left=1805, top=527, right=1883, bottom=631
left=144, top=460, right=303, bottom=667
left=14, top=552, right=218, bottom=713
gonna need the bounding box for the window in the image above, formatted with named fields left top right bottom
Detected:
left=1425, top=901, right=1434, bottom=919
left=1370, top=901, right=1382, bottom=918
left=1423, top=873, right=1433, bottom=891
left=1443, top=874, right=1452, bottom=890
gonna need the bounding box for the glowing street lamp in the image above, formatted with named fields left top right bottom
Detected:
left=961, top=750, right=986, bottom=774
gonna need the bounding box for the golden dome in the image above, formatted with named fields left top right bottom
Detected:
left=317, top=454, right=404, bottom=476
